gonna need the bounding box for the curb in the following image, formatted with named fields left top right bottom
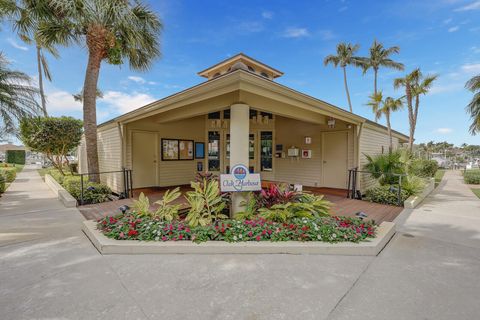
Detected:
left=44, top=174, right=77, bottom=208
left=82, top=220, right=396, bottom=256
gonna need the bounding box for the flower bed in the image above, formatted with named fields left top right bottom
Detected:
left=97, top=214, right=376, bottom=244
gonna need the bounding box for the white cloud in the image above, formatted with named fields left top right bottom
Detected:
left=237, top=21, right=264, bottom=33
left=443, top=18, right=453, bottom=24
left=7, top=38, right=28, bottom=51
left=430, top=82, right=463, bottom=94
left=101, top=91, right=156, bottom=113
left=282, top=27, right=310, bottom=38
left=448, top=26, right=460, bottom=32
left=262, top=11, right=273, bottom=19
left=127, top=76, right=146, bottom=84
left=460, top=63, right=480, bottom=74
left=435, top=128, right=453, bottom=134
left=46, top=89, right=82, bottom=112
left=454, top=1, right=480, bottom=11
left=471, top=46, right=480, bottom=53
left=318, top=29, right=336, bottom=40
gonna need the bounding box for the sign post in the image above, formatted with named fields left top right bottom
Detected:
left=220, top=164, right=261, bottom=215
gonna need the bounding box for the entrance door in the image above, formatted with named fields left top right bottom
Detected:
left=132, top=131, right=157, bottom=188
left=322, top=132, right=348, bottom=189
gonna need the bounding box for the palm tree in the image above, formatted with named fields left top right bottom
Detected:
left=367, top=91, right=404, bottom=151
left=0, top=0, right=59, bottom=117
left=361, top=40, right=404, bottom=95
left=37, top=0, right=162, bottom=182
left=0, top=52, right=40, bottom=134
left=394, top=69, right=437, bottom=151
left=465, top=75, right=480, bottom=135
left=324, top=42, right=363, bottom=113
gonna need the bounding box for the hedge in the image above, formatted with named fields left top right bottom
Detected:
left=5, top=150, right=26, bottom=165
left=464, top=170, right=480, bottom=185
left=365, top=185, right=410, bottom=206
left=0, top=174, right=5, bottom=193
left=0, top=167, right=16, bottom=183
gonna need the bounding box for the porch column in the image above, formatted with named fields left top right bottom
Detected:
left=230, top=103, right=250, bottom=216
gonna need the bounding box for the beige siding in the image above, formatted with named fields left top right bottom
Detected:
left=77, top=126, right=123, bottom=193
left=358, top=125, right=399, bottom=192
left=97, top=125, right=123, bottom=193
left=274, top=117, right=354, bottom=187
left=126, top=116, right=205, bottom=187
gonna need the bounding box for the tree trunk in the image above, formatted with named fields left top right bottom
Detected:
left=374, top=68, right=378, bottom=96
left=36, top=46, right=48, bottom=117
left=343, top=66, right=353, bottom=113
left=386, top=111, right=393, bottom=152
left=406, top=84, right=414, bottom=151
left=83, top=50, right=102, bottom=183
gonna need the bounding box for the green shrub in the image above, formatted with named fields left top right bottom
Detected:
left=47, top=169, right=67, bottom=184
left=409, top=159, right=438, bottom=178
left=401, top=176, right=426, bottom=196
left=0, top=167, right=16, bottom=182
left=464, top=170, right=480, bottom=184
left=62, top=176, right=111, bottom=204
left=185, top=179, right=228, bottom=227
left=5, top=150, right=26, bottom=165
left=365, top=185, right=410, bottom=206
left=363, top=151, right=405, bottom=185
left=0, top=174, right=5, bottom=193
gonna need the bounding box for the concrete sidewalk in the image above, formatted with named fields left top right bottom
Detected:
left=328, top=170, right=480, bottom=320
left=1, top=167, right=479, bottom=319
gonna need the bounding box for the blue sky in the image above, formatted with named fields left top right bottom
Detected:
left=1, top=0, right=480, bottom=145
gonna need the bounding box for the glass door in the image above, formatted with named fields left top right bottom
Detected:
left=224, top=132, right=256, bottom=173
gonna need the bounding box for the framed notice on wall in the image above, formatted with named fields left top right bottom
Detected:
left=179, top=139, right=194, bottom=160
left=161, top=139, right=179, bottom=161
left=195, top=142, right=205, bottom=159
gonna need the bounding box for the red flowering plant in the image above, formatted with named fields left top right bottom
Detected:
left=97, top=213, right=376, bottom=243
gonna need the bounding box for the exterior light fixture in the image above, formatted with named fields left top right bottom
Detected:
left=327, top=118, right=336, bottom=128
left=119, top=205, right=130, bottom=214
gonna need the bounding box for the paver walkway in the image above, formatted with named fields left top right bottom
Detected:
left=1, top=167, right=479, bottom=320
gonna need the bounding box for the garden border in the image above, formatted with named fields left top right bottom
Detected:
left=44, top=174, right=77, bottom=208
left=404, top=177, right=435, bottom=209
left=82, top=220, right=396, bottom=256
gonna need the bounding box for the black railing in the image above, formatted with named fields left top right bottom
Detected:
left=78, top=168, right=133, bottom=205
left=347, top=168, right=406, bottom=206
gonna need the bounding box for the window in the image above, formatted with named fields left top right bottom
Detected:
left=226, top=133, right=255, bottom=160
left=249, top=109, right=257, bottom=119
left=208, top=131, right=220, bottom=171
left=260, top=72, right=269, bottom=78
left=247, top=65, right=255, bottom=72
left=260, top=112, right=273, bottom=119
left=208, top=112, right=221, bottom=119
left=260, top=131, right=273, bottom=171
left=223, top=109, right=230, bottom=119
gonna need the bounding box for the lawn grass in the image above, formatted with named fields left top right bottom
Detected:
left=435, top=169, right=446, bottom=187
left=471, top=188, right=480, bottom=199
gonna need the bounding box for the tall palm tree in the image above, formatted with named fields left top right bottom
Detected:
left=361, top=40, right=404, bottom=95
left=465, top=75, right=480, bottom=135
left=324, top=42, right=363, bottom=113
left=37, top=0, right=162, bottom=182
left=394, top=69, right=437, bottom=151
left=0, top=52, right=40, bottom=134
left=367, top=91, right=404, bottom=151
left=0, top=0, right=59, bottom=117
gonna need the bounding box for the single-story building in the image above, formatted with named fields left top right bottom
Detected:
left=78, top=53, right=408, bottom=208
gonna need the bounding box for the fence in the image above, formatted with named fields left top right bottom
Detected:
left=347, top=167, right=406, bottom=206
left=78, top=168, right=133, bottom=205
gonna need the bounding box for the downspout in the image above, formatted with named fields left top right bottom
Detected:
left=356, top=122, right=364, bottom=194
left=117, top=122, right=125, bottom=169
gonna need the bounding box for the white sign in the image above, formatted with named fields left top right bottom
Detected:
left=220, top=164, right=261, bottom=192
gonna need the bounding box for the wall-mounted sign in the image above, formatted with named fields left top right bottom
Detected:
left=302, top=149, right=312, bottom=158
left=220, top=164, right=261, bottom=192
left=305, top=136, right=312, bottom=144
left=195, top=142, right=205, bottom=159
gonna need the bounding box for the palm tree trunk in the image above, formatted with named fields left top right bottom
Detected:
left=343, top=66, right=353, bottom=112
left=406, top=84, right=414, bottom=151
left=36, top=46, right=48, bottom=117
left=374, top=68, right=378, bottom=95
left=83, top=50, right=102, bottom=183
left=386, top=111, right=393, bottom=152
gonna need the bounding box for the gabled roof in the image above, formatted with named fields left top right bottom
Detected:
left=197, top=53, right=284, bottom=80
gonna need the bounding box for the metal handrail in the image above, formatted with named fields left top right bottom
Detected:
left=347, top=168, right=407, bottom=206
left=78, top=167, right=133, bottom=205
